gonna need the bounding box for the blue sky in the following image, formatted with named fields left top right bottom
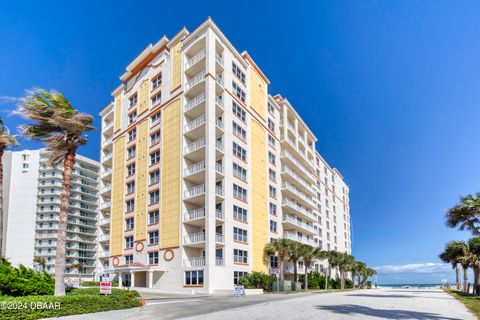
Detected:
left=1, top=1, right=479, bottom=284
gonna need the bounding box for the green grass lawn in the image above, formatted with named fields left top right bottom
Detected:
left=0, top=288, right=142, bottom=320
left=444, top=289, right=480, bottom=319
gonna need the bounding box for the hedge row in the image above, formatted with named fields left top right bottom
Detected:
left=0, top=288, right=141, bottom=320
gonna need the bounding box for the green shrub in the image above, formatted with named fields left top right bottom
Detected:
left=299, top=272, right=354, bottom=289
left=239, top=272, right=274, bottom=290
left=0, top=288, right=141, bottom=320
left=0, top=260, right=54, bottom=296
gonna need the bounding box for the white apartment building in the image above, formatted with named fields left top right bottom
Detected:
left=1, top=149, right=100, bottom=282
left=99, top=18, right=351, bottom=293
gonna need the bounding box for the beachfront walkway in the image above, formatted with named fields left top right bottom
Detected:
left=55, top=288, right=475, bottom=320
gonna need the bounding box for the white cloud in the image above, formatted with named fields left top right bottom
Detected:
left=374, top=262, right=451, bottom=274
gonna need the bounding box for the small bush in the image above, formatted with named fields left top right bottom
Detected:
left=0, top=260, right=54, bottom=296
left=0, top=288, right=141, bottom=320
left=299, top=272, right=354, bottom=289
left=239, top=272, right=275, bottom=290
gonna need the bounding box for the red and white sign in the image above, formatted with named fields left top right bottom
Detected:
left=100, top=282, right=112, bottom=295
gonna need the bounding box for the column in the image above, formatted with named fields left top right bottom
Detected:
left=130, top=271, right=135, bottom=288
left=118, top=272, right=123, bottom=288
left=148, top=271, right=153, bottom=288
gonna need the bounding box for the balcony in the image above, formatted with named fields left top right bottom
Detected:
left=281, top=137, right=315, bottom=170
left=184, top=138, right=205, bottom=162
left=98, top=250, right=109, bottom=259
left=215, top=233, right=224, bottom=244
left=99, top=234, right=110, bottom=242
left=99, top=217, right=111, bottom=227
left=215, top=162, right=224, bottom=179
left=100, top=201, right=111, bottom=211
left=184, top=232, right=205, bottom=247
left=185, top=71, right=206, bottom=97
left=216, top=258, right=225, bottom=266
left=282, top=214, right=316, bottom=236
left=215, top=96, right=224, bottom=109
left=185, top=50, right=206, bottom=71
left=215, top=140, right=224, bottom=158
left=101, top=152, right=112, bottom=166
left=184, top=115, right=206, bottom=140
left=183, top=208, right=205, bottom=226
left=280, top=150, right=315, bottom=183
left=184, top=185, right=205, bottom=204
left=101, top=168, right=112, bottom=179
left=184, top=161, right=205, bottom=184
left=283, top=231, right=316, bottom=247
left=215, top=209, right=224, bottom=221
left=281, top=165, right=315, bottom=196
left=215, top=186, right=224, bottom=199
left=282, top=182, right=316, bottom=209
left=215, top=53, right=224, bottom=67
left=184, top=92, right=206, bottom=118
left=184, top=257, right=205, bottom=268
left=282, top=198, right=317, bottom=223
left=101, top=184, right=112, bottom=196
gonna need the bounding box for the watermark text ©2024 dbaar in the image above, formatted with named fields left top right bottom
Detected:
left=1, top=301, right=61, bottom=310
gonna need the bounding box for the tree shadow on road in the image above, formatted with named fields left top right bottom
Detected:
left=345, top=294, right=413, bottom=299
left=316, top=304, right=462, bottom=320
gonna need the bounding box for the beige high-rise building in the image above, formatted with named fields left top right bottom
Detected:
left=98, top=18, right=351, bottom=293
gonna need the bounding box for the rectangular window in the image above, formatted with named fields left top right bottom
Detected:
left=127, top=146, right=136, bottom=159
left=126, top=199, right=135, bottom=212
left=232, top=121, right=247, bottom=141
left=126, top=181, right=135, bottom=194
left=125, top=218, right=134, bottom=230
left=233, top=227, right=248, bottom=242
left=232, top=102, right=246, bottom=122
left=128, top=128, right=137, bottom=142
left=233, top=142, right=246, bottom=161
left=150, top=170, right=160, bottom=184
left=149, top=230, right=159, bottom=244
left=234, top=271, right=248, bottom=285
left=127, top=164, right=136, bottom=176
left=185, top=270, right=204, bottom=285
left=233, top=205, right=247, bottom=222
left=150, top=131, right=161, bottom=145
left=234, top=249, right=248, bottom=264
left=149, top=210, right=160, bottom=224
left=129, top=94, right=137, bottom=107
left=152, top=74, right=162, bottom=90
left=125, top=236, right=134, bottom=249
left=269, top=168, right=276, bottom=182
left=232, top=62, right=246, bottom=84
left=268, top=103, right=275, bottom=115
left=151, top=92, right=161, bottom=106
left=149, top=190, right=159, bottom=205
left=270, top=220, right=277, bottom=233
left=269, top=185, right=277, bottom=199
left=269, top=203, right=277, bottom=216
left=270, top=255, right=278, bottom=268
left=268, top=135, right=275, bottom=147
left=150, top=151, right=161, bottom=165
left=233, top=184, right=247, bottom=201
left=268, top=151, right=276, bottom=165
left=233, top=163, right=247, bottom=181
left=151, top=111, right=161, bottom=125
left=232, top=82, right=246, bottom=103
left=268, top=119, right=275, bottom=131
left=125, top=255, right=133, bottom=264
left=128, top=111, right=137, bottom=124
left=148, top=251, right=159, bottom=264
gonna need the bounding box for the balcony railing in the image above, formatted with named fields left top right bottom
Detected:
left=184, top=208, right=205, bottom=221
left=215, top=140, right=224, bottom=152
left=215, top=163, right=224, bottom=174
left=185, top=115, right=206, bottom=132
left=184, top=161, right=205, bottom=176
left=100, top=201, right=111, bottom=210
left=99, top=234, right=110, bottom=242
left=185, top=50, right=206, bottom=69
left=185, top=71, right=206, bottom=91
left=283, top=215, right=316, bottom=233
left=216, top=258, right=225, bottom=266
left=282, top=198, right=317, bottom=221
left=185, top=138, right=205, bottom=154
left=282, top=182, right=316, bottom=207
left=216, top=74, right=224, bottom=86
left=283, top=231, right=315, bottom=246
left=215, top=233, right=224, bottom=243
left=184, top=93, right=206, bottom=112
left=215, top=118, right=224, bottom=129
left=215, top=209, right=224, bottom=220
left=184, top=257, right=205, bottom=267
left=215, top=53, right=224, bottom=66
left=99, top=217, right=111, bottom=226
left=281, top=150, right=316, bottom=181
left=281, top=165, right=314, bottom=191
left=215, top=186, right=224, bottom=197
left=215, top=96, right=224, bottom=108
left=184, top=185, right=205, bottom=199
left=184, top=232, right=205, bottom=244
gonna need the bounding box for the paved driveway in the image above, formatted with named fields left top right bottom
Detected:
left=55, top=288, right=475, bottom=320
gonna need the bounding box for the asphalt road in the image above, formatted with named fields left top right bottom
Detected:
left=55, top=288, right=475, bottom=320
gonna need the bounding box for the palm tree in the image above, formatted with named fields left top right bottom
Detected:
left=17, top=89, right=94, bottom=296
left=352, top=261, right=366, bottom=288
left=439, top=241, right=468, bottom=291
left=360, top=267, right=377, bottom=288
left=70, top=262, right=84, bottom=285
left=338, top=253, right=355, bottom=290
left=469, top=237, right=480, bottom=292
left=446, top=193, right=480, bottom=235
left=0, top=118, right=18, bottom=257
left=287, top=240, right=304, bottom=286
left=33, top=256, right=46, bottom=271
left=264, top=238, right=291, bottom=282
left=300, top=244, right=322, bottom=291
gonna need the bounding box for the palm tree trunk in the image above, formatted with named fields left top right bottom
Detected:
left=293, top=260, right=298, bottom=283
left=279, top=258, right=284, bottom=282
left=54, top=146, right=77, bottom=296
left=304, top=266, right=309, bottom=291
left=0, top=146, right=5, bottom=258
left=463, top=265, right=469, bottom=293
left=456, top=264, right=461, bottom=290
left=340, top=269, right=345, bottom=290
left=352, top=271, right=356, bottom=288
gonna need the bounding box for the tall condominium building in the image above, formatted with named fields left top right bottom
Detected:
left=1, top=149, right=100, bottom=282
left=99, top=18, right=351, bottom=293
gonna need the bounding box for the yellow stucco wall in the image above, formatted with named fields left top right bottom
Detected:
left=134, top=119, right=148, bottom=240
left=171, top=41, right=183, bottom=90
left=160, top=99, right=181, bottom=248
left=110, top=136, right=126, bottom=256
left=249, top=67, right=268, bottom=119
left=250, top=120, right=268, bottom=272
left=138, top=80, right=149, bottom=114
left=113, top=94, right=122, bottom=132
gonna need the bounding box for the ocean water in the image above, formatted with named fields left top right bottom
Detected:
left=378, top=284, right=443, bottom=289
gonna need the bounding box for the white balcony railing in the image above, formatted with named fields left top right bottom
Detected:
left=283, top=231, right=315, bottom=246
left=185, top=71, right=206, bottom=91
left=215, top=233, right=224, bottom=243
left=216, top=74, right=224, bottom=86
left=184, top=138, right=205, bottom=154
left=184, top=185, right=205, bottom=199
left=281, top=150, right=316, bottom=181
left=282, top=182, right=316, bottom=207
left=282, top=198, right=317, bottom=221
left=185, top=92, right=206, bottom=112
left=215, top=53, right=224, bottom=66
left=184, top=161, right=205, bottom=176
left=185, top=50, right=206, bottom=69
left=283, top=215, right=316, bottom=233
left=99, top=217, right=111, bottom=226
left=184, top=232, right=205, bottom=244
left=215, top=140, right=224, bottom=151
left=215, top=163, right=224, bottom=174
left=216, top=258, right=225, bottom=266
left=281, top=165, right=314, bottom=192
left=184, top=208, right=205, bottom=221
left=215, top=96, right=224, bottom=108
left=215, top=209, right=224, bottom=220
left=215, top=118, right=224, bottom=129
left=215, top=186, right=224, bottom=197
left=184, top=257, right=205, bottom=267
left=184, top=115, right=206, bottom=132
